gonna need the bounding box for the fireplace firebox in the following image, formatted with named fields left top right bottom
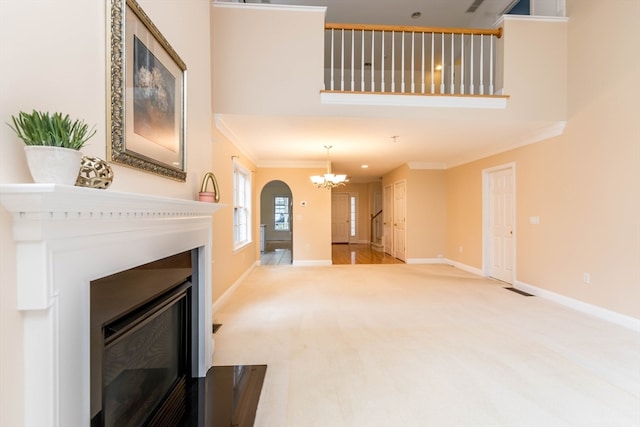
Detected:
left=91, top=251, right=195, bottom=427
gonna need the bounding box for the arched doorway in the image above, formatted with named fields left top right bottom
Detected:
left=260, top=180, right=293, bottom=265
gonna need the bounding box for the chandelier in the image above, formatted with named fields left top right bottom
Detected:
left=310, top=145, right=347, bottom=189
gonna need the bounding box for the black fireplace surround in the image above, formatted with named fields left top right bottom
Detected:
left=90, top=251, right=195, bottom=427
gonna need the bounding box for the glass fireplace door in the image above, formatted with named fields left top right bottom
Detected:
left=102, top=284, right=190, bottom=427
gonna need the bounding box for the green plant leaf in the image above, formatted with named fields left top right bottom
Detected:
left=6, top=110, right=96, bottom=150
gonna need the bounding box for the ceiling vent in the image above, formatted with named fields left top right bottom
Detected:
left=466, top=0, right=485, bottom=13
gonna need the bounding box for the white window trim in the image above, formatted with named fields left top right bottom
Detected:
left=274, top=194, right=290, bottom=232
left=233, top=160, right=252, bottom=250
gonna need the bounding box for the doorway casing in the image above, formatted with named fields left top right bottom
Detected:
left=482, top=162, right=516, bottom=283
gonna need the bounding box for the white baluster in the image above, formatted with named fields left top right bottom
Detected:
left=411, top=32, right=415, bottom=94
left=381, top=31, right=385, bottom=92
left=489, top=35, right=494, bottom=95
left=460, top=33, right=465, bottom=94
left=421, top=32, right=425, bottom=94
left=330, top=29, right=334, bottom=91
left=371, top=30, right=375, bottom=92
left=440, top=32, right=445, bottom=94
left=391, top=31, right=396, bottom=92
left=341, top=29, right=345, bottom=91
left=450, top=32, right=454, bottom=94
left=431, top=32, right=435, bottom=94
left=350, top=29, right=355, bottom=91
left=361, top=30, right=365, bottom=91
left=470, top=34, right=475, bottom=95
left=401, top=32, right=405, bottom=93
left=479, top=34, right=484, bottom=95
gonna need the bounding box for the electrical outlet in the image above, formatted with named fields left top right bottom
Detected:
left=583, top=272, right=591, bottom=284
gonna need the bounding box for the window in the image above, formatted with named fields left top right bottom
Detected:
left=274, top=196, right=290, bottom=231
left=233, top=162, right=251, bottom=248
left=350, top=195, right=356, bottom=237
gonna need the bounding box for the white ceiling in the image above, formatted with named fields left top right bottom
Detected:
left=222, top=0, right=530, bottom=182
left=245, top=0, right=517, bottom=27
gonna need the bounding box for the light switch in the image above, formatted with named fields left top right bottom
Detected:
left=529, top=216, right=540, bottom=225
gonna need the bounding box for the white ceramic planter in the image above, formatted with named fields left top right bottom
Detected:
left=24, top=146, right=84, bottom=185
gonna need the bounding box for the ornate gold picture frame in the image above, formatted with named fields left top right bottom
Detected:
left=107, top=0, right=187, bottom=181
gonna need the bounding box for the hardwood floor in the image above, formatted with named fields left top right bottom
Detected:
left=261, top=241, right=403, bottom=265
left=331, top=243, right=404, bottom=264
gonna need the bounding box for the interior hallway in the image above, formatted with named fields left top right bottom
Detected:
left=212, top=264, right=640, bottom=427
left=261, top=242, right=404, bottom=265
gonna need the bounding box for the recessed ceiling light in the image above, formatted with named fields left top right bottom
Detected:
left=411, top=11, right=421, bottom=19
left=435, top=65, right=443, bottom=71
left=361, top=165, right=369, bottom=169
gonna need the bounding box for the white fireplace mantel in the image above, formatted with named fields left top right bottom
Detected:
left=0, top=183, right=223, bottom=427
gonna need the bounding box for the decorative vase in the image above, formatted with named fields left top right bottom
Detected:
left=75, top=156, right=114, bottom=189
left=198, top=172, right=220, bottom=203
left=198, top=192, right=216, bottom=203
left=24, top=146, right=83, bottom=185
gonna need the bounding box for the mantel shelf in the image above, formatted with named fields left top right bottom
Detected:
left=0, top=183, right=224, bottom=217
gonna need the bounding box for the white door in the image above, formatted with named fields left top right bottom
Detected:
left=489, top=168, right=515, bottom=283
left=393, top=180, right=406, bottom=261
left=331, top=193, right=350, bottom=243
left=383, top=184, right=393, bottom=255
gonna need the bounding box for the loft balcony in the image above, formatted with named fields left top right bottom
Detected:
left=321, top=23, right=507, bottom=109
left=212, top=2, right=568, bottom=171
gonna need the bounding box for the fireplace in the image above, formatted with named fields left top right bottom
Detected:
left=91, top=251, right=195, bottom=426
left=0, top=184, right=222, bottom=427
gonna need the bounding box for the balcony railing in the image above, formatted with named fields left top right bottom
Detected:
left=324, top=23, right=503, bottom=96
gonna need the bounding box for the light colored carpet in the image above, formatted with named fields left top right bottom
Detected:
left=212, top=264, right=640, bottom=427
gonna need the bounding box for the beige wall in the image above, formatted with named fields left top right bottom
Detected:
left=407, top=169, right=447, bottom=260
left=383, top=166, right=447, bottom=261
left=255, top=168, right=332, bottom=263
left=445, top=0, right=640, bottom=318
left=212, top=3, right=325, bottom=116
left=0, top=1, right=214, bottom=425
left=500, top=16, right=567, bottom=121
left=210, top=130, right=258, bottom=302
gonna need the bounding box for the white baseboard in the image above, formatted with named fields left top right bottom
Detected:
left=212, top=261, right=259, bottom=315
left=515, top=280, right=640, bottom=332
left=292, top=259, right=332, bottom=266
left=444, top=259, right=484, bottom=276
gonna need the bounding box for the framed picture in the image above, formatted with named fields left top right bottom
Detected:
left=107, top=0, right=187, bottom=181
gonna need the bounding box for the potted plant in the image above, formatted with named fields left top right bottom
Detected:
left=7, top=110, right=96, bottom=185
